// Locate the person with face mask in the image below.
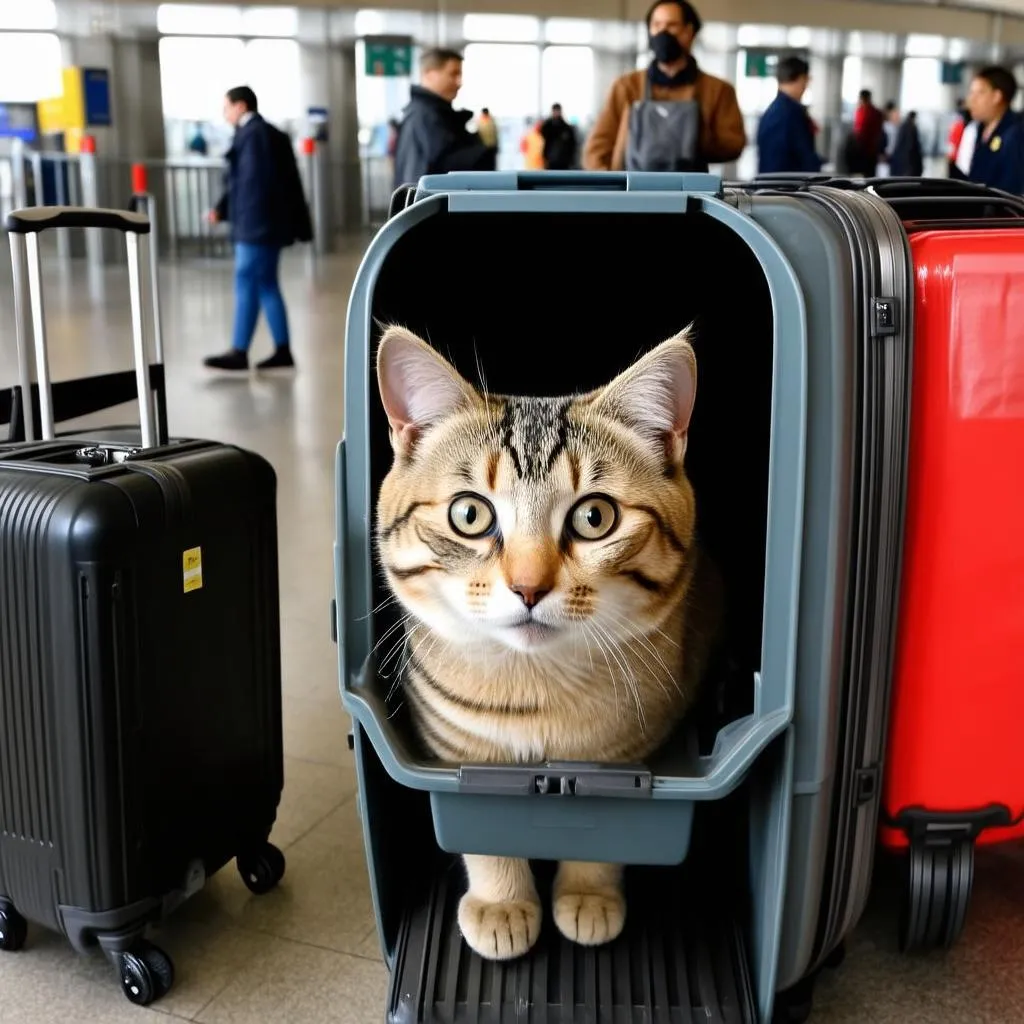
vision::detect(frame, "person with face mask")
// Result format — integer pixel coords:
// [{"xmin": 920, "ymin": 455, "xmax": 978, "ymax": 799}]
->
[{"xmin": 583, "ymin": 0, "xmax": 745, "ymax": 172}]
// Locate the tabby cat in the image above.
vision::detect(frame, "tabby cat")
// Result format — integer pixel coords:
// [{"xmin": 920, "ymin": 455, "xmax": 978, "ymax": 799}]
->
[{"xmin": 374, "ymin": 325, "xmax": 720, "ymax": 961}]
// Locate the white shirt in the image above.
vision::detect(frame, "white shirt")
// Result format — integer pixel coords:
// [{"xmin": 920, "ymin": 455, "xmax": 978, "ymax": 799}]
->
[
  {"xmin": 956, "ymin": 121, "xmax": 978, "ymax": 177},
  {"xmin": 238, "ymin": 111, "xmax": 255, "ymax": 128}
]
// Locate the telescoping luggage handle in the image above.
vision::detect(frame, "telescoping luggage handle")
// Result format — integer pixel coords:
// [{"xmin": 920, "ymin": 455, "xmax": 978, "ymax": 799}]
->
[{"xmin": 6, "ymin": 206, "xmax": 158, "ymax": 449}]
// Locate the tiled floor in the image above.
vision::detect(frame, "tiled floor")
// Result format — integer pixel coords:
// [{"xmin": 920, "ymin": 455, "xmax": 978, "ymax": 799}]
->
[{"xmin": 0, "ymin": 240, "xmax": 1022, "ymax": 1023}]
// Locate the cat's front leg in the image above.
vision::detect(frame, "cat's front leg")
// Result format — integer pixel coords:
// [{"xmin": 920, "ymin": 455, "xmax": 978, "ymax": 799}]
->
[
  {"xmin": 552, "ymin": 861, "xmax": 626, "ymax": 946},
  {"xmin": 458, "ymin": 854, "xmax": 542, "ymax": 960}
]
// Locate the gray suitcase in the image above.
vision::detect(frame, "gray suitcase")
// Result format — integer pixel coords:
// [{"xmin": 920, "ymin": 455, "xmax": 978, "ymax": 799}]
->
[{"xmin": 335, "ymin": 171, "xmax": 910, "ymax": 1023}]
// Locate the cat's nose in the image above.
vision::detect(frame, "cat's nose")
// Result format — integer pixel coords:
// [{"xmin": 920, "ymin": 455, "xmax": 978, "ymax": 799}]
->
[{"xmin": 509, "ymin": 583, "xmax": 551, "ymax": 609}]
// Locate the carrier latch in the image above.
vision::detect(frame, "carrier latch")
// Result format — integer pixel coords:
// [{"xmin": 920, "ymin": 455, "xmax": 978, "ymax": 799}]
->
[{"xmin": 457, "ymin": 762, "xmax": 653, "ymax": 798}]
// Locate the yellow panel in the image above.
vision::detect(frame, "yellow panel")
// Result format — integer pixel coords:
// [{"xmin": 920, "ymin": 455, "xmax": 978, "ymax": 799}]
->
[
  {"xmin": 61, "ymin": 67, "xmax": 85, "ymax": 130},
  {"xmin": 64, "ymin": 127, "xmax": 85, "ymax": 154},
  {"xmin": 36, "ymin": 95, "xmax": 66, "ymax": 134}
]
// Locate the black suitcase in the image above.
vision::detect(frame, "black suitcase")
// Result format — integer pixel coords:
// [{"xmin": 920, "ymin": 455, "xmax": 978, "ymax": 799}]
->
[
  {"xmin": 744, "ymin": 173, "xmax": 1024, "ymax": 226},
  {"xmin": 0, "ymin": 207, "xmax": 286, "ymax": 1007}
]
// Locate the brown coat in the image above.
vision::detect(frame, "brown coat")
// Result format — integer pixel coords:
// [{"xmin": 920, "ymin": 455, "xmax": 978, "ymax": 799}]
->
[{"xmin": 583, "ymin": 68, "xmax": 747, "ymax": 171}]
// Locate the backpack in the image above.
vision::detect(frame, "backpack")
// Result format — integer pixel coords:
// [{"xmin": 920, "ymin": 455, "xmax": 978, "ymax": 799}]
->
[{"xmin": 626, "ymin": 80, "xmax": 701, "ymax": 172}]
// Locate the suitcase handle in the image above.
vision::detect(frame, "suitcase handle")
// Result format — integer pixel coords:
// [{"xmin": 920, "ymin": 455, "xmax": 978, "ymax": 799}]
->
[
  {"xmin": 5, "ymin": 206, "xmax": 151, "ymax": 235},
  {"xmin": 7, "ymin": 205, "xmax": 158, "ymax": 448}
]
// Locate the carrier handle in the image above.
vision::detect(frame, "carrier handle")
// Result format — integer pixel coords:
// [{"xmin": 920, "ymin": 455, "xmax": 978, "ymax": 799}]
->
[
  {"xmin": 6, "ymin": 206, "xmax": 151, "ymax": 235},
  {"xmin": 515, "ymin": 171, "xmax": 721, "ymax": 193},
  {"xmin": 7, "ymin": 205, "xmax": 157, "ymax": 448},
  {"xmin": 416, "ymin": 170, "xmax": 722, "ymax": 195}
]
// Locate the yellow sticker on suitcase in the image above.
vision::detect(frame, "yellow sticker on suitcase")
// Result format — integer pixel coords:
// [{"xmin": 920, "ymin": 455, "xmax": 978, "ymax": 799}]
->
[{"xmin": 183, "ymin": 547, "xmax": 203, "ymax": 593}]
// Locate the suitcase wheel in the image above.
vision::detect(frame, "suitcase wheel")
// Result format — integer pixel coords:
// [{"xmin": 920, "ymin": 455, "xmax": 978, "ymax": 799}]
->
[
  {"xmin": 821, "ymin": 941, "xmax": 846, "ymax": 970},
  {"xmin": 772, "ymin": 975, "xmax": 814, "ymax": 1024},
  {"xmin": 771, "ymin": 940, "xmax": 846, "ymax": 1023},
  {"xmin": 899, "ymin": 837, "xmax": 975, "ymax": 953},
  {"xmin": 118, "ymin": 941, "xmax": 175, "ymax": 1006},
  {"xmin": 237, "ymin": 841, "xmax": 286, "ymax": 896},
  {"xmin": 0, "ymin": 900, "xmax": 27, "ymax": 952}
]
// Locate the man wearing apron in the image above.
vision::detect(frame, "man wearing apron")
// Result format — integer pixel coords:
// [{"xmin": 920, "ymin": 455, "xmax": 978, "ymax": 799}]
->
[{"xmin": 583, "ymin": 1, "xmax": 746, "ymax": 173}]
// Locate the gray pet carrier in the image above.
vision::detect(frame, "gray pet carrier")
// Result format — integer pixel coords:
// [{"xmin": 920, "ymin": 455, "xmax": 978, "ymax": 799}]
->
[{"xmin": 334, "ymin": 170, "xmax": 910, "ymax": 1023}]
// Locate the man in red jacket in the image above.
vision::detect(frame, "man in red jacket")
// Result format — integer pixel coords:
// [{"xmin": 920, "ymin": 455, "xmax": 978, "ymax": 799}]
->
[{"xmin": 852, "ymin": 89, "xmax": 885, "ymax": 177}]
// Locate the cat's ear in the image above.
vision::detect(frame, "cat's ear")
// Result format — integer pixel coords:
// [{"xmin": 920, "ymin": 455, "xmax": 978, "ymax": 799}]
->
[
  {"xmin": 595, "ymin": 326, "xmax": 697, "ymax": 465},
  {"xmin": 376, "ymin": 326, "xmax": 478, "ymax": 455}
]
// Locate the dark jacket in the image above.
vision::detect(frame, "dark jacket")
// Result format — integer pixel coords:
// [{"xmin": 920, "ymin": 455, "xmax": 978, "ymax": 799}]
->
[
  {"xmin": 756, "ymin": 91, "xmax": 823, "ymax": 175},
  {"xmin": 215, "ymin": 113, "xmax": 313, "ymax": 248},
  {"xmin": 889, "ymin": 118, "xmax": 923, "ymax": 177},
  {"xmin": 849, "ymin": 102, "xmax": 885, "ymax": 175},
  {"xmin": 969, "ymin": 111, "xmax": 1024, "ymax": 195},
  {"xmin": 393, "ymin": 86, "xmax": 494, "ymax": 188},
  {"xmin": 540, "ymin": 116, "xmax": 578, "ymax": 170}
]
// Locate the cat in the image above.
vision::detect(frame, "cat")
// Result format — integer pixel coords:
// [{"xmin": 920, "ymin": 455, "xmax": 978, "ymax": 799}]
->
[{"xmin": 373, "ymin": 324, "xmax": 721, "ymax": 961}]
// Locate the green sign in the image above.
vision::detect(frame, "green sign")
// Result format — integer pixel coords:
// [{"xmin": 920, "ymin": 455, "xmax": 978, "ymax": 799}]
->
[
  {"xmin": 365, "ymin": 41, "xmax": 413, "ymax": 78},
  {"xmin": 941, "ymin": 61, "xmax": 964, "ymax": 86},
  {"xmin": 745, "ymin": 50, "xmax": 778, "ymax": 79}
]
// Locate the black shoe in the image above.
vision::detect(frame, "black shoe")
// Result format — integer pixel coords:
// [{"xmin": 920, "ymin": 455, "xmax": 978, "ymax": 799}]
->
[
  {"xmin": 256, "ymin": 347, "xmax": 296, "ymax": 371},
  {"xmin": 204, "ymin": 350, "xmax": 249, "ymax": 371}
]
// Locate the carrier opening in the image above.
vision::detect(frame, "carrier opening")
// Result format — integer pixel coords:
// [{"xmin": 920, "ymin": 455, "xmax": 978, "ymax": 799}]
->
[{"xmin": 363, "ymin": 208, "xmax": 774, "ymax": 761}]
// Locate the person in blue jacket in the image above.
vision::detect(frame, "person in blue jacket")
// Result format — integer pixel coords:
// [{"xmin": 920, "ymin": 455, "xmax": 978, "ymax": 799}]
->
[
  {"xmin": 757, "ymin": 56, "xmax": 824, "ymax": 176},
  {"xmin": 204, "ymin": 86, "xmax": 313, "ymax": 372},
  {"xmin": 967, "ymin": 65, "xmax": 1024, "ymax": 195}
]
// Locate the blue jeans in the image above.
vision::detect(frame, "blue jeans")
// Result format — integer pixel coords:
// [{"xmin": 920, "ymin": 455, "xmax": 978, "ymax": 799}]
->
[{"xmin": 231, "ymin": 243, "xmax": 290, "ymax": 353}]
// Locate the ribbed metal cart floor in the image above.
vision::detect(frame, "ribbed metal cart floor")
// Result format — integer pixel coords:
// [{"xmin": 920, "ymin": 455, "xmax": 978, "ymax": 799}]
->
[{"xmin": 387, "ymin": 861, "xmax": 755, "ymax": 1024}]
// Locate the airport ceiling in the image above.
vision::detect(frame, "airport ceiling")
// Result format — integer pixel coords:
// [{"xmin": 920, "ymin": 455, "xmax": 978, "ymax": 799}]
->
[{"xmin": 90, "ymin": 0, "xmax": 1024, "ymax": 48}]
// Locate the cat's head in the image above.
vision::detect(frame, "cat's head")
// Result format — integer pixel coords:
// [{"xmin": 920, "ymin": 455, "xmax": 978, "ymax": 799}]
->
[{"xmin": 374, "ymin": 326, "xmax": 698, "ymax": 655}]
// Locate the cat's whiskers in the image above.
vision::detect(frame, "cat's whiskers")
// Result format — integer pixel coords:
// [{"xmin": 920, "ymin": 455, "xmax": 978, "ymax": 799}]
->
[
  {"xmin": 597, "ymin": 605, "xmax": 680, "ymax": 697},
  {"xmin": 385, "ymin": 638, "xmax": 415, "ymax": 704},
  {"xmin": 359, "ymin": 591, "xmax": 401, "ymax": 622},
  {"xmin": 371, "ymin": 611, "xmax": 415, "ymax": 662},
  {"xmin": 588, "ymin": 619, "xmax": 646, "ymax": 729},
  {"xmin": 569, "ymin": 622, "xmax": 597, "ymax": 680},
  {"xmin": 408, "ymin": 627, "xmax": 448, "ymax": 678},
  {"xmin": 380, "ymin": 616, "xmax": 421, "ymax": 682},
  {"xmin": 581, "ymin": 622, "xmax": 623, "ymax": 713},
  {"xmin": 587, "ymin": 621, "xmax": 644, "ymax": 725},
  {"xmin": 384, "ymin": 626, "xmax": 418, "ymax": 699},
  {"xmin": 601, "ymin": 603, "xmax": 681, "ymax": 653}
]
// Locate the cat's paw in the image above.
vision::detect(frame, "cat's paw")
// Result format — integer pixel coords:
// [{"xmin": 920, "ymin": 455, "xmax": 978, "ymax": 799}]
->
[
  {"xmin": 553, "ymin": 889, "xmax": 626, "ymax": 946},
  {"xmin": 458, "ymin": 893, "xmax": 542, "ymax": 960}
]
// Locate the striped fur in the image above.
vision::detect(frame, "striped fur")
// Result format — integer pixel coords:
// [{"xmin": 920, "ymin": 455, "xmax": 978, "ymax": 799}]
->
[{"xmin": 374, "ymin": 325, "xmax": 721, "ymax": 961}]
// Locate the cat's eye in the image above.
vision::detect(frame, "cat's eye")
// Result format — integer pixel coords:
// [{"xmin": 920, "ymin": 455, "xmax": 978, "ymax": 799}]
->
[
  {"xmin": 448, "ymin": 494, "xmax": 496, "ymax": 538},
  {"xmin": 569, "ymin": 495, "xmax": 619, "ymax": 541}
]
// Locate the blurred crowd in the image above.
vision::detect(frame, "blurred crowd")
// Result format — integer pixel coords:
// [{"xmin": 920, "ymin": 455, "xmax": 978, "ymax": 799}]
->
[{"xmin": 383, "ymin": 0, "xmax": 1024, "ymax": 195}]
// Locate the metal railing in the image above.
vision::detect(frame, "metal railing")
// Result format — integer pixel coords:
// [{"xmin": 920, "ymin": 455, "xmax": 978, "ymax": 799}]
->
[
  {"xmin": 1, "ymin": 146, "xmax": 232, "ymax": 260},
  {"xmin": 142, "ymin": 157, "xmax": 232, "ymax": 259},
  {"xmin": 360, "ymin": 154, "xmax": 394, "ymax": 229},
  {"xmin": 2, "ymin": 141, "xmax": 386, "ymax": 261}
]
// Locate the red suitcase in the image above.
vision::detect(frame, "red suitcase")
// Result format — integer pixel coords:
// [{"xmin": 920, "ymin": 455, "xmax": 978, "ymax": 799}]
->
[{"xmin": 880, "ymin": 225, "xmax": 1024, "ymax": 952}]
